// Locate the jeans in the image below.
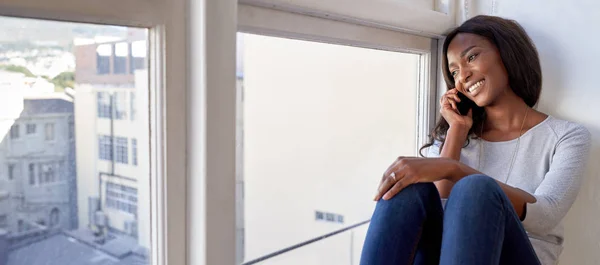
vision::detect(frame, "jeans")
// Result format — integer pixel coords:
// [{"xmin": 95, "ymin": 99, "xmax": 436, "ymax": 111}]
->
[{"xmin": 359, "ymin": 174, "xmax": 541, "ymax": 265}]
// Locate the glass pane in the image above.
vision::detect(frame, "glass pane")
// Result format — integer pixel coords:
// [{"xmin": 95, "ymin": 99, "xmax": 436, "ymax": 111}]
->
[
  {"xmin": 238, "ymin": 33, "xmax": 420, "ymax": 264},
  {"xmin": 0, "ymin": 15, "xmax": 150, "ymax": 265}
]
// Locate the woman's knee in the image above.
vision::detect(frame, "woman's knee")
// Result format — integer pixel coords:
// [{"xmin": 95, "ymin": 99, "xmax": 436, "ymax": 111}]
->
[
  {"xmin": 378, "ymin": 183, "xmax": 439, "ymax": 208},
  {"xmin": 448, "ymin": 174, "xmax": 503, "ymax": 203},
  {"xmin": 372, "ymin": 182, "xmax": 441, "ymax": 222}
]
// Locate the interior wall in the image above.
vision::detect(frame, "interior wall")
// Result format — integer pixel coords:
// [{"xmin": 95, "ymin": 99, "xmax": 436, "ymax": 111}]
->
[{"xmin": 468, "ymin": 1, "xmax": 600, "ymax": 264}]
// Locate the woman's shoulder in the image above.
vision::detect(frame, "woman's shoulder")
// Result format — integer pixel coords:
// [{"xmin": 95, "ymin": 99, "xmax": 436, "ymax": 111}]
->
[{"xmin": 535, "ymin": 115, "xmax": 591, "ymax": 144}]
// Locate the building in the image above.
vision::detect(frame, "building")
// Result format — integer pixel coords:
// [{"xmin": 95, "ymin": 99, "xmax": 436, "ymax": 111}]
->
[
  {"xmin": 0, "ymin": 70, "xmax": 77, "ymax": 235},
  {"xmin": 73, "ymin": 36, "xmax": 150, "ymax": 250}
]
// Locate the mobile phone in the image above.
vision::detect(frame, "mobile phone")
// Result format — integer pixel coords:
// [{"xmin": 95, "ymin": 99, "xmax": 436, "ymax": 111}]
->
[{"xmin": 456, "ymin": 91, "xmax": 476, "ymax": 115}]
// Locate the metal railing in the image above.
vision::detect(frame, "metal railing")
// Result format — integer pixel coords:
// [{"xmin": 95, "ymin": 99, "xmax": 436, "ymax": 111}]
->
[{"xmin": 241, "ymin": 219, "xmax": 370, "ymax": 265}]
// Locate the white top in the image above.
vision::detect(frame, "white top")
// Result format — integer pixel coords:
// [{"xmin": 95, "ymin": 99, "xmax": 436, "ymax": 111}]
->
[{"xmin": 427, "ymin": 116, "xmax": 591, "ymax": 265}]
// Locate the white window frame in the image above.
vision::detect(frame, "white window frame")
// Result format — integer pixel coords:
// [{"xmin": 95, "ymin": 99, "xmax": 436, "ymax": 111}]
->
[
  {"xmin": 0, "ymin": 0, "xmax": 185, "ymax": 264},
  {"xmin": 230, "ymin": 3, "xmax": 445, "ymax": 264},
  {"xmin": 0, "ymin": 0, "xmax": 456, "ymax": 264}
]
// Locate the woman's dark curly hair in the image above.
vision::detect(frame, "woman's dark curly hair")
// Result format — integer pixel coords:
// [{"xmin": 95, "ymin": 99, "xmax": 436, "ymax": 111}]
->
[{"xmin": 420, "ymin": 15, "xmax": 542, "ymax": 156}]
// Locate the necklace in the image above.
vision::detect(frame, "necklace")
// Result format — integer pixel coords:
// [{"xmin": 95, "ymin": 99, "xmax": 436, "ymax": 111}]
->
[{"xmin": 478, "ymin": 107, "xmax": 530, "ymax": 183}]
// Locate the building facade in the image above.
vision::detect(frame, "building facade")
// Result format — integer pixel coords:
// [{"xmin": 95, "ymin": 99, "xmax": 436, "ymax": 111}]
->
[
  {"xmin": 0, "ymin": 75, "xmax": 77, "ymax": 235},
  {"xmin": 73, "ymin": 38, "xmax": 150, "ymax": 250}
]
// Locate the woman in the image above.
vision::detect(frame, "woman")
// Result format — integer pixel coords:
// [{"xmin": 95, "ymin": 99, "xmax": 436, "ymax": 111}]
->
[{"xmin": 360, "ymin": 15, "xmax": 591, "ymax": 265}]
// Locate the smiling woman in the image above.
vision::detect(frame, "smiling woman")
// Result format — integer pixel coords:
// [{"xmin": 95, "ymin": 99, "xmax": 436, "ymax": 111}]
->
[{"xmin": 363, "ymin": 15, "xmax": 591, "ymax": 265}]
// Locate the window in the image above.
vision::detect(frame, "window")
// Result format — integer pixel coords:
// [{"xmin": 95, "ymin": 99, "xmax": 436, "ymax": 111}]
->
[
  {"xmin": 49, "ymin": 208, "xmax": 60, "ymax": 227},
  {"xmin": 114, "ymin": 42, "xmax": 128, "ymax": 74},
  {"xmin": 97, "ymin": 92, "xmax": 112, "ymax": 118},
  {"xmin": 325, "ymin": 213, "xmax": 335, "ymax": 222},
  {"xmin": 8, "ymin": 164, "xmax": 15, "ymax": 180},
  {"xmin": 240, "ymin": 32, "xmax": 423, "ymax": 262},
  {"xmin": 39, "ymin": 163, "xmax": 56, "ymax": 184},
  {"xmin": 45, "ymin": 123, "xmax": 55, "ymax": 141},
  {"xmin": 114, "ymin": 92, "xmax": 128, "ymax": 120},
  {"xmin": 105, "ymin": 182, "xmax": 138, "ymax": 215},
  {"xmin": 96, "ymin": 44, "xmax": 112, "ymax": 75},
  {"xmin": 130, "ymin": 92, "xmax": 136, "ymax": 121},
  {"xmin": 115, "ymin": 137, "xmax": 128, "ymax": 164},
  {"xmin": 26, "ymin": 124, "xmax": 36, "ymax": 134},
  {"xmin": 315, "ymin": 211, "xmax": 324, "ymax": 220},
  {"xmin": 0, "ymin": 16, "xmax": 153, "ymax": 264},
  {"xmin": 0, "ymin": 215, "xmax": 7, "ymax": 228},
  {"xmin": 130, "ymin": 41, "xmax": 146, "ymax": 74},
  {"xmin": 98, "ymin": 135, "xmax": 113, "ymax": 161},
  {"xmin": 29, "ymin": 163, "xmax": 35, "ymax": 185},
  {"xmin": 132, "ymin": 138, "xmax": 138, "ymax": 166},
  {"xmin": 68, "ymin": 122, "xmax": 74, "ymax": 140},
  {"xmin": 10, "ymin": 124, "xmax": 19, "ymax": 139}
]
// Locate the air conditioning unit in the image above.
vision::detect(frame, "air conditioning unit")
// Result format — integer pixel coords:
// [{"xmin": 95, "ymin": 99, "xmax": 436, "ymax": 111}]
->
[
  {"xmin": 124, "ymin": 220, "xmax": 138, "ymax": 237},
  {"xmin": 94, "ymin": 211, "xmax": 108, "ymax": 228}
]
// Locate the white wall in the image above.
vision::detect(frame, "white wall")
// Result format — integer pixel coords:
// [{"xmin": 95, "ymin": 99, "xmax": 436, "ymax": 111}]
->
[{"xmin": 470, "ymin": 1, "xmax": 600, "ymax": 264}]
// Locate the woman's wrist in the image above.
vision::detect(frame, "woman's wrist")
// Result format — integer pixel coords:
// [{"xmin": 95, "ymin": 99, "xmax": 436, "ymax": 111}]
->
[
  {"xmin": 448, "ymin": 124, "xmax": 471, "ymax": 137},
  {"xmin": 445, "ymin": 160, "xmax": 478, "ymax": 183}
]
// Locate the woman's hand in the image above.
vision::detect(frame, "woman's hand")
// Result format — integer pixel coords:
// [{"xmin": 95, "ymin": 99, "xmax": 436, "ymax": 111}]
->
[
  {"xmin": 440, "ymin": 88, "xmax": 473, "ymax": 131},
  {"xmin": 373, "ymin": 157, "xmax": 460, "ymax": 201}
]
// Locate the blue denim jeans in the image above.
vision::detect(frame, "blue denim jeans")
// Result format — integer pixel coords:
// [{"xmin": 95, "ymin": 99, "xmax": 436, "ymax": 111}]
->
[{"xmin": 360, "ymin": 174, "xmax": 541, "ymax": 265}]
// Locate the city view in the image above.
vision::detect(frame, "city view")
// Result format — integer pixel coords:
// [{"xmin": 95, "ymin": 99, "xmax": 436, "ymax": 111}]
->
[{"xmin": 0, "ymin": 16, "xmax": 150, "ymax": 265}]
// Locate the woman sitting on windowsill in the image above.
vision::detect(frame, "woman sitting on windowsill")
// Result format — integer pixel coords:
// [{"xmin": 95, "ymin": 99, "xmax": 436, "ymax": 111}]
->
[{"xmin": 360, "ymin": 15, "xmax": 591, "ymax": 265}]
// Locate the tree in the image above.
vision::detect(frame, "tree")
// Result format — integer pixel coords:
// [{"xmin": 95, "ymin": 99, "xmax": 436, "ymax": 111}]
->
[
  {"xmin": 51, "ymin": 71, "xmax": 75, "ymax": 91},
  {"xmin": 0, "ymin": 64, "xmax": 35, "ymax": 77}
]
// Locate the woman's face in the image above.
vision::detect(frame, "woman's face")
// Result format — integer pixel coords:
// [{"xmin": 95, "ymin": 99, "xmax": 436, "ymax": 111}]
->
[{"xmin": 447, "ymin": 33, "xmax": 510, "ymax": 107}]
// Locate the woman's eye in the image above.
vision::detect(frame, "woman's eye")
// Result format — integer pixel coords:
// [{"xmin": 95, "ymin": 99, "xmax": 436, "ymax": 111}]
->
[
  {"xmin": 451, "ymin": 70, "xmax": 458, "ymax": 77},
  {"xmin": 468, "ymin": 54, "xmax": 477, "ymax": 62}
]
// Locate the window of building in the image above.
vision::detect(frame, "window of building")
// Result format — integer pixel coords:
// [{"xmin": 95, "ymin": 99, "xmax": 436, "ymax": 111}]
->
[
  {"xmin": 50, "ymin": 208, "xmax": 60, "ymax": 227},
  {"xmin": 105, "ymin": 182, "xmax": 138, "ymax": 215},
  {"xmin": 96, "ymin": 44, "xmax": 112, "ymax": 75},
  {"xmin": 45, "ymin": 123, "xmax": 55, "ymax": 141},
  {"xmin": 97, "ymin": 92, "xmax": 112, "ymax": 119},
  {"xmin": 0, "ymin": 215, "xmax": 7, "ymax": 228},
  {"xmin": 130, "ymin": 92, "xmax": 136, "ymax": 121},
  {"xmin": 39, "ymin": 163, "xmax": 56, "ymax": 184},
  {"xmin": 315, "ymin": 211, "xmax": 324, "ymax": 220},
  {"xmin": 325, "ymin": 213, "xmax": 335, "ymax": 222},
  {"xmin": 132, "ymin": 138, "xmax": 138, "ymax": 166},
  {"xmin": 98, "ymin": 135, "xmax": 113, "ymax": 161},
  {"xmin": 68, "ymin": 122, "xmax": 74, "ymax": 140},
  {"xmin": 10, "ymin": 124, "xmax": 19, "ymax": 139},
  {"xmin": 28, "ymin": 163, "xmax": 35, "ymax": 186},
  {"xmin": 130, "ymin": 41, "xmax": 146, "ymax": 74},
  {"xmin": 26, "ymin": 123, "xmax": 36, "ymax": 134},
  {"xmin": 115, "ymin": 137, "xmax": 128, "ymax": 164},
  {"xmin": 114, "ymin": 92, "xmax": 128, "ymax": 120},
  {"xmin": 8, "ymin": 164, "xmax": 15, "ymax": 180},
  {"xmin": 114, "ymin": 42, "xmax": 128, "ymax": 74}
]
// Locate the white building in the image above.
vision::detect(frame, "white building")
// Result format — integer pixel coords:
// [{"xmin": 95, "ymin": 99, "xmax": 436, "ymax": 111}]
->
[
  {"xmin": 0, "ymin": 71, "xmax": 77, "ymax": 233},
  {"xmin": 74, "ymin": 38, "xmax": 150, "ymax": 250}
]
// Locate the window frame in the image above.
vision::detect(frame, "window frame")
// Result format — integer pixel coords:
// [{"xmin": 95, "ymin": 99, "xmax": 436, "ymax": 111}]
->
[
  {"xmin": 115, "ymin": 136, "xmax": 129, "ymax": 164},
  {"xmin": 44, "ymin": 123, "xmax": 55, "ymax": 141},
  {"xmin": 10, "ymin": 124, "xmax": 20, "ymax": 140},
  {"xmin": 26, "ymin": 123, "xmax": 36, "ymax": 135}
]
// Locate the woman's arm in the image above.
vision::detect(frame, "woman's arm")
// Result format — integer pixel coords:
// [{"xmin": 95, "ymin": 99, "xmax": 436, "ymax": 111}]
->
[
  {"xmin": 434, "ymin": 125, "xmax": 469, "ymax": 198},
  {"xmin": 447, "ymin": 162, "xmax": 536, "ymax": 219}
]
